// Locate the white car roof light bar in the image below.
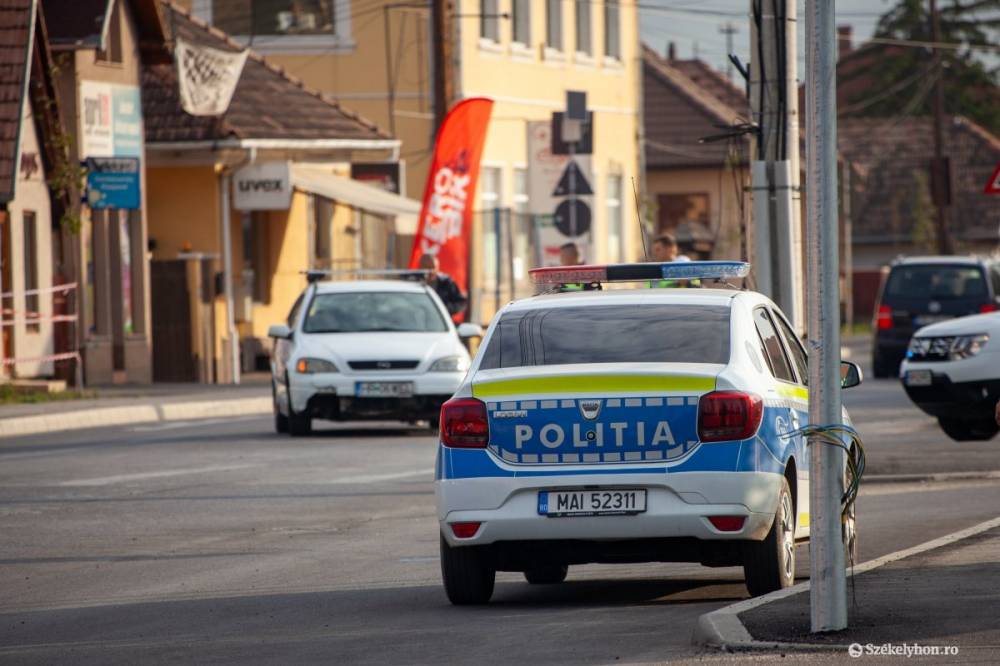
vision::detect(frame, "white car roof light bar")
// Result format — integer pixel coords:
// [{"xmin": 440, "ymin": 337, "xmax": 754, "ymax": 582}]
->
[
  {"xmin": 528, "ymin": 261, "xmax": 751, "ymax": 286},
  {"xmin": 303, "ymin": 269, "xmax": 430, "ymax": 283}
]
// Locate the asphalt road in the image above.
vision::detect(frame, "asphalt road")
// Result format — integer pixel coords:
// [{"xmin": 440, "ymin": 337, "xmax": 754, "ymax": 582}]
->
[{"xmin": 1, "ymin": 377, "xmax": 999, "ymax": 664}]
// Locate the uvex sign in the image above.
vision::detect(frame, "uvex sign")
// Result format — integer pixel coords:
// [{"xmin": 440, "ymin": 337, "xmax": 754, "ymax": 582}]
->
[{"xmin": 233, "ymin": 162, "xmax": 292, "ymax": 210}]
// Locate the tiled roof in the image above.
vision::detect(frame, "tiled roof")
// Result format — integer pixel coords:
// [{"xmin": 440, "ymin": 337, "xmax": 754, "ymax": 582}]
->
[
  {"xmin": 642, "ymin": 45, "xmax": 750, "ymax": 169},
  {"xmin": 143, "ymin": 1, "xmax": 389, "ymax": 144},
  {"xmin": 839, "ymin": 116, "xmax": 1000, "ymax": 243},
  {"xmin": 0, "ymin": 0, "xmax": 33, "ymax": 202},
  {"xmin": 42, "ymin": 0, "xmax": 107, "ymax": 47}
]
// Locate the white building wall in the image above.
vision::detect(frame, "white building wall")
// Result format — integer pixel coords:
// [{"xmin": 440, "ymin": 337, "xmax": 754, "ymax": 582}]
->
[{"xmin": 7, "ymin": 96, "xmax": 54, "ymax": 378}]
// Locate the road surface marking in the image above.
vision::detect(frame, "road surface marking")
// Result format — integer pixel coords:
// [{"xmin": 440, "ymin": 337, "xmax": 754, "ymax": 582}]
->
[
  {"xmin": 58, "ymin": 464, "xmax": 260, "ymax": 487},
  {"xmin": 327, "ymin": 469, "xmax": 434, "ymax": 484}
]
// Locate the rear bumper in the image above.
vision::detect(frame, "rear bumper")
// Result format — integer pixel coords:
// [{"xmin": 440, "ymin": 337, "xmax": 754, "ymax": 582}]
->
[
  {"xmin": 288, "ymin": 372, "xmax": 462, "ymax": 418},
  {"xmin": 436, "ymin": 470, "xmax": 783, "ymax": 549}
]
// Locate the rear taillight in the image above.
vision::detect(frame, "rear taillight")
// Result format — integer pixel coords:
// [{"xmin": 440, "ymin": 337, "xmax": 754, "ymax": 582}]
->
[
  {"xmin": 707, "ymin": 516, "xmax": 746, "ymax": 532},
  {"xmin": 876, "ymin": 304, "xmax": 893, "ymax": 330},
  {"xmin": 980, "ymin": 303, "xmax": 998, "ymax": 313},
  {"xmin": 698, "ymin": 391, "xmax": 763, "ymax": 442},
  {"xmin": 450, "ymin": 522, "xmax": 482, "ymax": 538},
  {"xmin": 440, "ymin": 397, "xmax": 490, "ymax": 448}
]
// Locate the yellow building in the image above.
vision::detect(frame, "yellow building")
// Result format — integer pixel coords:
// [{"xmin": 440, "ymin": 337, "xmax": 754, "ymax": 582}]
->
[
  {"xmin": 183, "ymin": 0, "xmax": 643, "ymax": 322},
  {"xmin": 143, "ymin": 4, "xmax": 413, "ymax": 382}
]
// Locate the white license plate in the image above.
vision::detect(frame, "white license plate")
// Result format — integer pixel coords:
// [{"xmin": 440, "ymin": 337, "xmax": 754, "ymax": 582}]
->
[
  {"xmin": 914, "ymin": 315, "xmax": 951, "ymax": 327},
  {"xmin": 538, "ymin": 489, "xmax": 647, "ymax": 517},
  {"xmin": 355, "ymin": 381, "xmax": 414, "ymax": 398},
  {"xmin": 905, "ymin": 370, "xmax": 932, "ymax": 387}
]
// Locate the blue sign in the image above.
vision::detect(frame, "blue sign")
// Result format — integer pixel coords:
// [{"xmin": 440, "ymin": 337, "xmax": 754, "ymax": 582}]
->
[{"xmin": 86, "ymin": 157, "xmax": 140, "ymax": 209}]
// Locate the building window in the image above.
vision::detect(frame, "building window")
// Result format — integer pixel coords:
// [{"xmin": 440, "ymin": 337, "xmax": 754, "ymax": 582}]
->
[
  {"xmin": 206, "ymin": 0, "xmax": 351, "ymax": 52},
  {"xmin": 575, "ymin": 0, "xmax": 592, "ymax": 55},
  {"xmin": 513, "ymin": 168, "xmax": 531, "ymax": 291},
  {"xmin": 22, "ymin": 211, "xmax": 39, "ymax": 332},
  {"xmin": 604, "ymin": 0, "xmax": 620, "ymax": 59},
  {"xmin": 481, "ymin": 0, "xmax": 499, "ymax": 41},
  {"xmin": 242, "ymin": 211, "xmax": 271, "ymax": 304},
  {"xmin": 657, "ymin": 192, "xmax": 714, "ymax": 258},
  {"xmin": 512, "ymin": 0, "xmax": 531, "ymax": 45},
  {"xmin": 480, "ymin": 167, "xmax": 502, "ymax": 288},
  {"xmin": 313, "ymin": 196, "xmax": 334, "ymax": 268},
  {"xmin": 96, "ymin": 3, "xmax": 123, "ymax": 64},
  {"xmin": 606, "ymin": 175, "xmax": 623, "ymax": 262},
  {"xmin": 546, "ymin": 0, "xmax": 563, "ymax": 50}
]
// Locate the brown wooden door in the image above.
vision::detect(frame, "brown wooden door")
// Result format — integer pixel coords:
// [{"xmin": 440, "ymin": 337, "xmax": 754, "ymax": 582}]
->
[{"xmin": 150, "ymin": 261, "xmax": 196, "ymax": 382}]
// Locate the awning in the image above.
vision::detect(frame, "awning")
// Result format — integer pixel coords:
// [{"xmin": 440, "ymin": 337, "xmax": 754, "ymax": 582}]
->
[{"xmin": 290, "ymin": 165, "xmax": 421, "ymax": 234}]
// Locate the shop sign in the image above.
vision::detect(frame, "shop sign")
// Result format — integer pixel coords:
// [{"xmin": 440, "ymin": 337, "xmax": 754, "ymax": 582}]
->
[{"xmin": 233, "ymin": 162, "xmax": 292, "ymax": 210}]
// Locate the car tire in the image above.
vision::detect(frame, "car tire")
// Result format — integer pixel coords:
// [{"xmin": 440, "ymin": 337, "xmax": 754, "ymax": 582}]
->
[
  {"xmin": 285, "ymin": 375, "xmax": 312, "ymax": 437},
  {"xmin": 440, "ymin": 534, "xmax": 495, "ymax": 605},
  {"xmin": 524, "ymin": 564, "xmax": 568, "ymax": 585},
  {"xmin": 938, "ymin": 417, "xmax": 999, "ymax": 442},
  {"xmin": 272, "ymin": 382, "xmax": 289, "ymax": 434},
  {"xmin": 743, "ymin": 478, "xmax": 795, "ymax": 597}
]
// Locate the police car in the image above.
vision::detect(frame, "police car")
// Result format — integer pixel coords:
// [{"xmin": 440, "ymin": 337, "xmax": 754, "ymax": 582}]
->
[
  {"xmin": 268, "ymin": 271, "xmax": 482, "ymax": 436},
  {"xmin": 435, "ymin": 261, "xmax": 861, "ymax": 603}
]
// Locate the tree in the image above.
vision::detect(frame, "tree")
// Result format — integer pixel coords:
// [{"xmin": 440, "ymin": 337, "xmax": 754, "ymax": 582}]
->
[{"xmin": 842, "ymin": 0, "xmax": 1000, "ymax": 134}]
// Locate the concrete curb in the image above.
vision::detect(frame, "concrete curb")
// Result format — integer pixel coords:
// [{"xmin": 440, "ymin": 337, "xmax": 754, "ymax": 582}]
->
[
  {"xmin": 863, "ymin": 471, "xmax": 1000, "ymax": 485},
  {"xmin": 0, "ymin": 397, "xmax": 271, "ymax": 439},
  {"xmin": 692, "ymin": 515, "xmax": 1000, "ymax": 652}
]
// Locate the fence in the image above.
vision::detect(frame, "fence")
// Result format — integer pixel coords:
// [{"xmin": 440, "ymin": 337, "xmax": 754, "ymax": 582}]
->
[{"xmin": 0, "ymin": 282, "xmax": 83, "ymax": 387}]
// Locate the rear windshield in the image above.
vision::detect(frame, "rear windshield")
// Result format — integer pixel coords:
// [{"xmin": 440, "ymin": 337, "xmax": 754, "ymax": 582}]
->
[
  {"xmin": 303, "ymin": 291, "xmax": 448, "ymax": 333},
  {"xmin": 884, "ymin": 265, "xmax": 988, "ymax": 301},
  {"xmin": 478, "ymin": 304, "xmax": 731, "ymax": 369}
]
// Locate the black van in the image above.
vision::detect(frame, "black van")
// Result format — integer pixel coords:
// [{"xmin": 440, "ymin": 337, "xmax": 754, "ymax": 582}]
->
[{"xmin": 872, "ymin": 257, "xmax": 1000, "ymax": 378}]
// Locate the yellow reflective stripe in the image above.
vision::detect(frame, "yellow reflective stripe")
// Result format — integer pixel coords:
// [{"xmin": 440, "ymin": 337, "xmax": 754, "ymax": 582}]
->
[
  {"xmin": 776, "ymin": 385, "xmax": 809, "ymax": 401},
  {"xmin": 471, "ymin": 374, "xmax": 716, "ymax": 398}
]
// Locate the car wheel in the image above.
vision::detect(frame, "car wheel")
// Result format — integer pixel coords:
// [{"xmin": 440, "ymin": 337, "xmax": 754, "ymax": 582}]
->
[
  {"xmin": 285, "ymin": 375, "xmax": 312, "ymax": 437},
  {"xmin": 524, "ymin": 564, "xmax": 568, "ymax": 585},
  {"xmin": 272, "ymin": 382, "xmax": 289, "ymax": 434},
  {"xmin": 440, "ymin": 534, "xmax": 495, "ymax": 605},
  {"xmin": 743, "ymin": 478, "xmax": 795, "ymax": 597},
  {"xmin": 938, "ymin": 417, "xmax": 999, "ymax": 442}
]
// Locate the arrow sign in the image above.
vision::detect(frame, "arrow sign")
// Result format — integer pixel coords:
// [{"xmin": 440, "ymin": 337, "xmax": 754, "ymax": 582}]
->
[
  {"xmin": 552, "ymin": 160, "xmax": 593, "ymax": 197},
  {"xmin": 985, "ymin": 163, "xmax": 1000, "ymax": 194}
]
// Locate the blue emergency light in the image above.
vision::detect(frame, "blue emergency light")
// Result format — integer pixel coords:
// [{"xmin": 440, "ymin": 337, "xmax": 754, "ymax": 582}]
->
[{"xmin": 529, "ymin": 261, "xmax": 751, "ymax": 285}]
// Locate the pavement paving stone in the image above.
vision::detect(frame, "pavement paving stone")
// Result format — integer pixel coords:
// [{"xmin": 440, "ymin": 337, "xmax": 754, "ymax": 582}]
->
[{"xmin": 739, "ymin": 526, "xmax": 1000, "ymax": 654}]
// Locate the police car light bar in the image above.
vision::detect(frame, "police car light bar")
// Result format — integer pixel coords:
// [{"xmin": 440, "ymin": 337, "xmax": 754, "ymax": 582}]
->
[
  {"xmin": 303, "ymin": 269, "xmax": 430, "ymax": 283},
  {"xmin": 529, "ymin": 261, "xmax": 751, "ymax": 285}
]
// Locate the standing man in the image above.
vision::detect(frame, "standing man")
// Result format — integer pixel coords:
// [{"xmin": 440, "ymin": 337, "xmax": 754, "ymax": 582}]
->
[
  {"xmin": 559, "ymin": 242, "xmax": 583, "ymax": 267},
  {"xmin": 418, "ymin": 253, "xmax": 467, "ymax": 317},
  {"xmin": 649, "ymin": 233, "xmax": 695, "ymax": 288}
]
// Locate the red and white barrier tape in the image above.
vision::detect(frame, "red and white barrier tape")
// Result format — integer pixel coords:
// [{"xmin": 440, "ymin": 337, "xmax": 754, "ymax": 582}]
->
[
  {"xmin": 0, "ymin": 351, "xmax": 81, "ymax": 366},
  {"xmin": 0, "ymin": 282, "xmax": 77, "ymax": 299},
  {"xmin": 0, "ymin": 314, "xmax": 79, "ymax": 327}
]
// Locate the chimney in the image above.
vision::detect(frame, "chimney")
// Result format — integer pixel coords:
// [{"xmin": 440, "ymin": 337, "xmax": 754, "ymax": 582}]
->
[
  {"xmin": 837, "ymin": 25, "xmax": 853, "ymax": 58},
  {"xmin": 667, "ymin": 41, "xmax": 676, "ymax": 61}
]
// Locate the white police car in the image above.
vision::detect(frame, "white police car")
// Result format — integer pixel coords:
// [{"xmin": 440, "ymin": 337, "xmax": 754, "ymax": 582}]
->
[
  {"xmin": 901, "ymin": 311, "xmax": 1000, "ymax": 441},
  {"xmin": 269, "ymin": 271, "xmax": 482, "ymax": 435},
  {"xmin": 435, "ymin": 261, "xmax": 861, "ymax": 603}
]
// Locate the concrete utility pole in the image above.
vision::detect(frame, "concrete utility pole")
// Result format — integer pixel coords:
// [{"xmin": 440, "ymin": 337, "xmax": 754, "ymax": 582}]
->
[
  {"xmin": 805, "ymin": 0, "xmax": 847, "ymax": 633},
  {"xmin": 929, "ymin": 0, "xmax": 954, "ymax": 255},
  {"xmin": 431, "ymin": 0, "xmax": 454, "ymax": 132},
  {"xmin": 749, "ymin": 0, "xmax": 803, "ymax": 332}
]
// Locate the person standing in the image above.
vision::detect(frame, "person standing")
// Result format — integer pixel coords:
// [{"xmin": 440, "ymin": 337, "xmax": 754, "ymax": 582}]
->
[
  {"xmin": 649, "ymin": 233, "xmax": 696, "ymax": 288},
  {"xmin": 418, "ymin": 253, "xmax": 467, "ymax": 317}
]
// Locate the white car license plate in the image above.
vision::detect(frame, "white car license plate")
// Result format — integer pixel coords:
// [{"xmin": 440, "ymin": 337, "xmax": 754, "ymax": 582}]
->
[
  {"xmin": 905, "ymin": 370, "xmax": 933, "ymax": 387},
  {"xmin": 914, "ymin": 314, "xmax": 951, "ymax": 327},
  {"xmin": 355, "ymin": 381, "xmax": 414, "ymax": 398},
  {"xmin": 538, "ymin": 489, "xmax": 647, "ymax": 517}
]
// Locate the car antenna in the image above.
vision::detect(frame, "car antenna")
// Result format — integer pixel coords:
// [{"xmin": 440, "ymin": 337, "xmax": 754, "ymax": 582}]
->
[{"xmin": 631, "ymin": 176, "xmax": 648, "ymax": 260}]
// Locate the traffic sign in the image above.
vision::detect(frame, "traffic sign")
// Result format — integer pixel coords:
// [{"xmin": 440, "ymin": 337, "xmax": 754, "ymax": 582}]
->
[
  {"xmin": 985, "ymin": 163, "xmax": 1000, "ymax": 194},
  {"xmin": 552, "ymin": 161, "xmax": 593, "ymax": 197}
]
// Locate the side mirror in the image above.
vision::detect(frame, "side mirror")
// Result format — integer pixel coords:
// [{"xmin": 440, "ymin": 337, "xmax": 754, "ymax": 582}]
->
[
  {"xmin": 456, "ymin": 323, "xmax": 484, "ymax": 339},
  {"xmin": 268, "ymin": 324, "xmax": 292, "ymax": 339},
  {"xmin": 840, "ymin": 360, "xmax": 863, "ymax": 389}
]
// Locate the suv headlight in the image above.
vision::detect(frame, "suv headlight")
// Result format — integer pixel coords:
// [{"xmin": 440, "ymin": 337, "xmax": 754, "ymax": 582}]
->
[
  {"xmin": 907, "ymin": 337, "xmax": 931, "ymax": 357},
  {"xmin": 295, "ymin": 358, "xmax": 339, "ymax": 374},
  {"xmin": 950, "ymin": 334, "xmax": 989, "ymax": 360},
  {"xmin": 429, "ymin": 355, "xmax": 470, "ymax": 373}
]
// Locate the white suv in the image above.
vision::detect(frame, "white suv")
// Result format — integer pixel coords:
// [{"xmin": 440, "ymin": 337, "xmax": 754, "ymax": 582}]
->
[
  {"xmin": 269, "ymin": 276, "xmax": 481, "ymax": 435},
  {"xmin": 900, "ymin": 312, "xmax": 1000, "ymax": 441}
]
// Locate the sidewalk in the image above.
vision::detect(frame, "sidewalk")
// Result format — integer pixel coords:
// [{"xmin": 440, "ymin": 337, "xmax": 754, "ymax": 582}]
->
[
  {"xmin": 702, "ymin": 520, "xmax": 1000, "ymax": 659},
  {"xmin": 0, "ymin": 377, "xmax": 271, "ymax": 438}
]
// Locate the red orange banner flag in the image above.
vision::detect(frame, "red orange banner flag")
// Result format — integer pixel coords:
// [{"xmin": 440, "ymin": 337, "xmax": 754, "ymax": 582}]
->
[{"xmin": 408, "ymin": 98, "xmax": 494, "ymax": 294}]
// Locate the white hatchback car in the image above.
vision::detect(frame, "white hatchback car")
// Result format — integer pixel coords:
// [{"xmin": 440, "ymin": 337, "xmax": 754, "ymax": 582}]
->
[
  {"xmin": 900, "ymin": 311, "xmax": 1000, "ymax": 441},
  {"xmin": 269, "ymin": 274, "xmax": 482, "ymax": 435},
  {"xmin": 435, "ymin": 261, "xmax": 861, "ymax": 604}
]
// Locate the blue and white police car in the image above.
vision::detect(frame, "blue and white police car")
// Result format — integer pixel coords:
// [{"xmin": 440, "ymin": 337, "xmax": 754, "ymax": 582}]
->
[{"xmin": 435, "ymin": 261, "xmax": 862, "ymax": 604}]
